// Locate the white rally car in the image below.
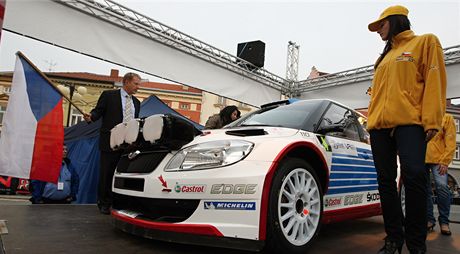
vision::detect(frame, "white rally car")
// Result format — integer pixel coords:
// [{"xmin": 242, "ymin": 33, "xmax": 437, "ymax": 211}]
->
[{"xmin": 111, "ymin": 99, "xmax": 381, "ymax": 253}]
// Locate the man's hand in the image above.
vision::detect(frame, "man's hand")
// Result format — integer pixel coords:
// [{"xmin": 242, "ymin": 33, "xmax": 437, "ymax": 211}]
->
[
  {"xmin": 425, "ymin": 129, "xmax": 438, "ymax": 142},
  {"xmin": 438, "ymin": 164, "xmax": 448, "ymax": 176},
  {"xmin": 83, "ymin": 113, "xmax": 92, "ymax": 123}
]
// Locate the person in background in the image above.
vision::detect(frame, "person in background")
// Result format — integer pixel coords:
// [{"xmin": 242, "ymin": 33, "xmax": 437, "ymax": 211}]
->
[
  {"xmin": 83, "ymin": 72, "xmax": 141, "ymax": 214},
  {"xmin": 426, "ymin": 113, "xmax": 456, "ymax": 236},
  {"xmin": 30, "ymin": 144, "xmax": 79, "ymax": 204},
  {"xmin": 204, "ymin": 105, "xmax": 241, "ymax": 129},
  {"xmin": 366, "ymin": 5, "xmax": 446, "ymax": 254}
]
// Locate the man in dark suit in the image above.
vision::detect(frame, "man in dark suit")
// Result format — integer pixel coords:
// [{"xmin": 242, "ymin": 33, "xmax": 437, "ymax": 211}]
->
[{"xmin": 84, "ymin": 72, "xmax": 141, "ymax": 214}]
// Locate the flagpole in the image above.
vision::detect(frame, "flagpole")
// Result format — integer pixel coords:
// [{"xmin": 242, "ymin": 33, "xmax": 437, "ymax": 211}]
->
[{"xmin": 16, "ymin": 51, "xmax": 85, "ymax": 115}]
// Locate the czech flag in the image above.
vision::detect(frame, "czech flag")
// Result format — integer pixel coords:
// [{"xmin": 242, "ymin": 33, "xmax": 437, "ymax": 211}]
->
[{"xmin": 0, "ymin": 52, "xmax": 63, "ymax": 183}]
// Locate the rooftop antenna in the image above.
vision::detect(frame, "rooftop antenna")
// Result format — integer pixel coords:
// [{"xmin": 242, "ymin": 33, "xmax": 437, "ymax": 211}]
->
[{"xmin": 43, "ymin": 59, "xmax": 57, "ymax": 72}]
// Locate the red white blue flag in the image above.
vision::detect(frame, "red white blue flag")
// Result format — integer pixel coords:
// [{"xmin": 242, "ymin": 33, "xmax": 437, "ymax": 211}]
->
[{"xmin": 0, "ymin": 53, "xmax": 63, "ymax": 182}]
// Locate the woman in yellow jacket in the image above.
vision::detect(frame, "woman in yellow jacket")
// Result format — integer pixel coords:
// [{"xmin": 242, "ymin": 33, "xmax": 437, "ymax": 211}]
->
[
  {"xmin": 367, "ymin": 5, "xmax": 446, "ymax": 254},
  {"xmin": 426, "ymin": 113, "xmax": 456, "ymax": 236}
]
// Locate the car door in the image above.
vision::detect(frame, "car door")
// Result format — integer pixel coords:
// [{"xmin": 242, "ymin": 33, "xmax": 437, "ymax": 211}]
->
[{"xmin": 317, "ymin": 103, "xmax": 379, "ymax": 211}]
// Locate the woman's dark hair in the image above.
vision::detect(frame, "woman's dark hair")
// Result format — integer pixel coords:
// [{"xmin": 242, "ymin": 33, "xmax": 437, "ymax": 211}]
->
[
  {"xmin": 375, "ymin": 15, "xmax": 411, "ymax": 68},
  {"xmin": 219, "ymin": 105, "xmax": 239, "ymax": 126}
]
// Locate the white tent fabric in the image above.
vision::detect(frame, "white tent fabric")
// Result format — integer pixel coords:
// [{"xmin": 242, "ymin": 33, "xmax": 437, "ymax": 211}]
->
[
  {"xmin": 300, "ymin": 64, "xmax": 460, "ymax": 109},
  {"xmin": 4, "ymin": 1, "xmax": 459, "ymax": 108},
  {"xmin": 446, "ymin": 65, "xmax": 460, "ymax": 99},
  {"xmin": 299, "ymin": 80, "xmax": 372, "ymax": 109},
  {"xmin": 3, "ymin": 0, "xmax": 281, "ymax": 107}
]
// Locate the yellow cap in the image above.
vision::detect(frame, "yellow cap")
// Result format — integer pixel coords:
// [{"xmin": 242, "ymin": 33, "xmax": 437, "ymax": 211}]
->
[{"xmin": 368, "ymin": 5, "xmax": 409, "ymax": 32}]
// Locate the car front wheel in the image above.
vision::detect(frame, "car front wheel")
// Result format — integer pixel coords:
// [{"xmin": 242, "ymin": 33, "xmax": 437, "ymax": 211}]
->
[{"xmin": 266, "ymin": 158, "xmax": 323, "ymax": 253}]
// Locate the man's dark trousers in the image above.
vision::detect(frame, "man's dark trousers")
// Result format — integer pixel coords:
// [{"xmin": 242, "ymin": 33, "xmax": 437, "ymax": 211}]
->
[{"xmin": 98, "ymin": 150, "xmax": 122, "ymax": 209}]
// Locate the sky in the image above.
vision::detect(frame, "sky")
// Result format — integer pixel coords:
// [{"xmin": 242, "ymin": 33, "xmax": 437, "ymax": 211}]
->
[{"xmin": 0, "ymin": 0, "xmax": 459, "ymax": 82}]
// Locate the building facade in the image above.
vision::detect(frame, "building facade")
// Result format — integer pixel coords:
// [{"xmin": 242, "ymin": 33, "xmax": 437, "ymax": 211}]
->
[
  {"xmin": 0, "ymin": 69, "xmax": 258, "ymax": 135},
  {"xmin": 137, "ymin": 82, "xmax": 202, "ymax": 123},
  {"xmin": 0, "ymin": 69, "xmax": 204, "ymax": 132},
  {"xmin": 446, "ymin": 101, "xmax": 460, "ymax": 198}
]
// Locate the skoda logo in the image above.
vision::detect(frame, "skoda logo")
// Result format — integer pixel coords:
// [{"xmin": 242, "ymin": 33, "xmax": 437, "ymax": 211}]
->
[{"xmin": 128, "ymin": 150, "xmax": 140, "ymax": 160}]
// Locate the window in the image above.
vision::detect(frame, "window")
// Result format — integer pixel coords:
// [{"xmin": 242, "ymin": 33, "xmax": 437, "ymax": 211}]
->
[
  {"xmin": 3, "ymin": 87, "xmax": 11, "ymax": 94},
  {"xmin": 239, "ymin": 102, "xmax": 248, "ymax": 108},
  {"xmin": 455, "ymin": 118, "xmax": 460, "ymax": 133},
  {"xmin": 217, "ymin": 96, "xmax": 226, "ymax": 105},
  {"xmin": 455, "ymin": 144, "xmax": 460, "ymax": 161},
  {"xmin": 70, "ymin": 108, "xmax": 83, "ymax": 126},
  {"xmin": 0, "ymin": 105, "xmax": 5, "ymax": 138},
  {"xmin": 180, "ymin": 104, "xmax": 190, "ymax": 110},
  {"xmin": 0, "ymin": 105, "xmax": 6, "ymax": 125},
  {"xmin": 318, "ymin": 104, "xmax": 360, "ymax": 142}
]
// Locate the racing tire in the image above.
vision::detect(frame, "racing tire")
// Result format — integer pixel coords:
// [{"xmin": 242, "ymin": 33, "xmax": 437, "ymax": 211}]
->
[{"xmin": 266, "ymin": 158, "xmax": 323, "ymax": 254}]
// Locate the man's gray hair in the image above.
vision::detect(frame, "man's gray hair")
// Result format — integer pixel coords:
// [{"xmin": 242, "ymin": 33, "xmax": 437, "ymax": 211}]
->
[{"xmin": 123, "ymin": 72, "xmax": 141, "ymax": 85}]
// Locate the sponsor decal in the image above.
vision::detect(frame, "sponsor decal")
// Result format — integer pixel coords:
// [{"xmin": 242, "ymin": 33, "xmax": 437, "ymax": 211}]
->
[
  {"xmin": 333, "ymin": 143, "xmax": 355, "ymax": 151},
  {"xmin": 324, "ymin": 197, "xmax": 342, "ymax": 208},
  {"xmin": 366, "ymin": 192, "xmax": 380, "ymax": 202},
  {"xmin": 396, "ymin": 52, "xmax": 414, "ymax": 62},
  {"xmin": 204, "ymin": 201, "xmax": 256, "ymax": 210},
  {"xmin": 344, "ymin": 194, "xmax": 364, "ymax": 206},
  {"xmin": 429, "ymin": 65, "xmax": 439, "ymax": 70},
  {"xmin": 175, "ymin": 182, "xmax": 206, "ymax": 193},
  {"xmin": 329, "ymin": 139, "xmax": 358, "ymax": 156},
  {"xmin": 317, "ymin": 135, "xmax": 331, "ymax": 152},
  {"xmin": 210, "ymin": 184, "xmax": 257, "ymax": 194},
  {"xmin": 300, "ymin": 131, "xmax": 310, "ymax": 137},
  {"xmin": 402, "ymin": 52, "xmax": 412, "ymax": 57},
  {"xmin": 158, "ymin": 175, "xmax": 171, "ymax": 192}
]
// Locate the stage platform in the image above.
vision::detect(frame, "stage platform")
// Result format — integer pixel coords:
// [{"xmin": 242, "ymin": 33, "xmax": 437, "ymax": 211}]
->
[{"xmin": 0, "ymin": 200, "xmax": 459, "ymax": 254}]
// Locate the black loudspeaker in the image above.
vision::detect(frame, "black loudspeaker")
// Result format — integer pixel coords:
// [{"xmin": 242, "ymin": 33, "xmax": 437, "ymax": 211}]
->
[{"xmin": 237, "ymin": 40, "xmax": 265, "ymax": 68}]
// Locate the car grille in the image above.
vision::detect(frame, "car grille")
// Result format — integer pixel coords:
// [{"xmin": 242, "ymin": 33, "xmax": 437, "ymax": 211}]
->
[
  {"xmin": 114, "ymin": 177, "xmax": 144, "ymax": 192},
  {"xmin": 116, "ymin": 150, "xmax": 168, "ymax": 174},
  {"xmin": 113, "ymin": 193, "xmax": 200, "ymax": 223}
]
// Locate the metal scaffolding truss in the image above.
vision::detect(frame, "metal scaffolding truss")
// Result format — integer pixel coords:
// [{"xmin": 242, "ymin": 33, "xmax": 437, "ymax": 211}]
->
[
  {"xmin": 55, "ymin": 0, "xmax": 288, "ymax": 92},
  {"xmin": 296, "ymin": 65, "xmax": 375, "ymax": 93},
  {"xmin": 296, "ymin": 45, "xmax": 460, "ymax": 93},
  {"xmin": 31, "ymin": 1, "xmax": 460, "ymax": 97},
  {"xmin": 444, "ymin": 45, "xmax": 460, "ymax": 65},
  {"xmin": 286, "ymin": 41, "xmax": 300, "ymax": 82},
  {"xmin": 284, "ymin": 41, "xmax": 300, "ymax": 97}
]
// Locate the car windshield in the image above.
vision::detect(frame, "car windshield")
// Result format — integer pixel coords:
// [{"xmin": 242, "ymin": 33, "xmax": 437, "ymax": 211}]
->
[{"xmin": 227, "ymin": 100, "xmax": 322, "ymax": 129}]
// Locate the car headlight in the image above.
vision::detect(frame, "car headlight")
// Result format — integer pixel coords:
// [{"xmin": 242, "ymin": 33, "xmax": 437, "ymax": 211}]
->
[{"xmin": 165, "ymin": 140, "xmax": 254, "ymax": 171}]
